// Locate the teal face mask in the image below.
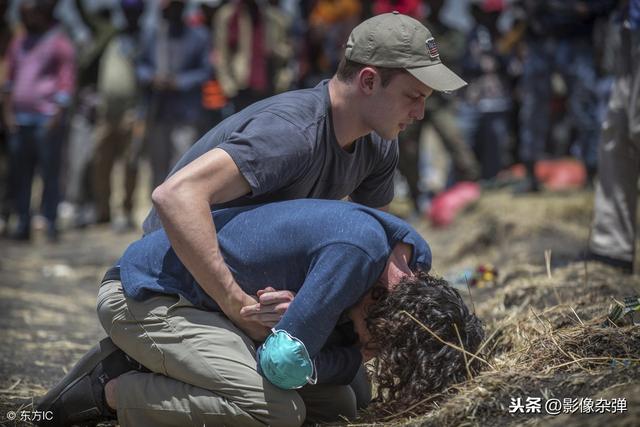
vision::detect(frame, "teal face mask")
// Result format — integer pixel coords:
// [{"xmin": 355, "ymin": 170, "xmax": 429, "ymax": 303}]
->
[{"xmin": 258, "ymin": 329, "xmax": 317, "ymax": 390}]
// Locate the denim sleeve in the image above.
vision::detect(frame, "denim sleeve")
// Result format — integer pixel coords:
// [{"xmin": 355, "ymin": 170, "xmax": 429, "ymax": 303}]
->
[{"xmin": 271, "ymin": 242, "xmax": 384, "ymax": 385}]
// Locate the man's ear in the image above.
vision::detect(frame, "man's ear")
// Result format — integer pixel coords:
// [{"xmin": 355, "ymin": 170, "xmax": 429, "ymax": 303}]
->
[{"xmin": 358, "ymin": 67, "xmax": 378, "ymax": 94}]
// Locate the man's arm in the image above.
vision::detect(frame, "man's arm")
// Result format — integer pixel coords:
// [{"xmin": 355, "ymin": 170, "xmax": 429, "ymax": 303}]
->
[
  {"xmin": 151, "ymin": 148, "xmax": 267, "ymax": 339},
  {"xmin": 252, "ymin": 243, "xmax": 380, "ymax": 389}
]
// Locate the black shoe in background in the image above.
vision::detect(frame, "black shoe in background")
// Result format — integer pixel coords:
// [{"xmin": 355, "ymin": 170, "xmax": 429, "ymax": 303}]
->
[
  {"xmin": 513, "ymin": 176, "xmax": 540, "ymax": 194},
  {"xmin": 582, "ymin": 250, "xmax": 633, "ymax": 275}
]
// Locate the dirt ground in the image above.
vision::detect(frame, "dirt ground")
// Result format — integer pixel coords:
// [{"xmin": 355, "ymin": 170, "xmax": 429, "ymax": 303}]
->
[{"xmin": 1, "ymin": 188, "xmax": 639, "ymax": 427}]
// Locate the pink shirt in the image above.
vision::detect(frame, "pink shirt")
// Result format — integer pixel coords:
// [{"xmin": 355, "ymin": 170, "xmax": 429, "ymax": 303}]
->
[{"xmin": 6, "ymin": 26, "xmax": 75, "ymax": 116}]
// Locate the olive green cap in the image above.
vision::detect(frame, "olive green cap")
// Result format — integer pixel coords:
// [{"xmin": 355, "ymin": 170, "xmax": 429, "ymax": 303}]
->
[{"xmin": 344, "ymin": 12, "xmax": 467, "ymax": 92}]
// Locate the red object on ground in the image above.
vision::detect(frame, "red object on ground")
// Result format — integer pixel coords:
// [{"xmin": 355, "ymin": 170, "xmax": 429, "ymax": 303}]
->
[
  {"xmin": 535, "ymin": 158, "xmax": 586, "ymax": 190},
  {"xmin": 502, "ymin": 158, "xmax": 587, "ymax": 190},
  {"xmin": 428, "ymin": 181, "xmax": 482, "ymax": 227}
]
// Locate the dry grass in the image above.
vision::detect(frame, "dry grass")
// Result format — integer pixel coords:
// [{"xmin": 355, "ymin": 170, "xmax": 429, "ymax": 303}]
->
[
  {"xmin": 348, "ymin": 191, "xmax": 640, "ymax": 426},
  {"xmin": 344, "ymin": 265, "xmax": 640, "ymax": 426},
  {"xmin": 1, "ymin": 190, "xmax": 639, "ymax": 427}
]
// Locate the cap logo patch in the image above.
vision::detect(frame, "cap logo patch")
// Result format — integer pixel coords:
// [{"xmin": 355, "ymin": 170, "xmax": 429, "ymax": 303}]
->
[{"xmin": 426, "ymin": 38, "xmax": 439, "ymax": 59}]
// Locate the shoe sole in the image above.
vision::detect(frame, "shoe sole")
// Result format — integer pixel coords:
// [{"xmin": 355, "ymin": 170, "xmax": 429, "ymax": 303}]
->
[{"xmin": 36, "ymin": 337, "xmax": 119, "ymax": 425}]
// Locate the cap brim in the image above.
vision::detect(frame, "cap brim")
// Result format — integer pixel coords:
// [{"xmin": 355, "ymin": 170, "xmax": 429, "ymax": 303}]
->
[{"xmin": 407, "ymin": 63, "xmax": 467, "ymax": 92}]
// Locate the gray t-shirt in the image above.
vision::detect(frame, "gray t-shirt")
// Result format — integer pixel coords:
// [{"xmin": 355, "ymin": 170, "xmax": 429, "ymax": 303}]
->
[{"xmin": 142, "ymin": 80, "xmax": 399, "ymax": 234}]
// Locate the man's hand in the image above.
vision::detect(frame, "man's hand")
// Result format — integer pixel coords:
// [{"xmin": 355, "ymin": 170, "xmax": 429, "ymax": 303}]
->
[
  {"xmin": 224, "ymin": 291, "xmax": 271, "ymax": 341},
  {"xmin": 240, "ymin": 287, "xmax": 295, "ymax": 328}
]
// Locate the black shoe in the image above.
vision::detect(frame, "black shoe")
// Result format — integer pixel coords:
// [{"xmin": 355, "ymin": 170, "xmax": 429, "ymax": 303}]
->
[
  {"xmin": 513, "ymin": 176, "xmax": 540, "ymax": 194},
  {"xmin": 582, "ymin": 250, "xmax": 633, "ymax": 275},
  {"xmin": 36, "ymin": 337, "xmax": 146, "ymax": 426},
  {"xmin": 9, "ymin": 230, "xmax": 31, "ymax": 241},
  {"xmin": 46, "ymin": 225, "xmax": 59, "ymax": 243}
]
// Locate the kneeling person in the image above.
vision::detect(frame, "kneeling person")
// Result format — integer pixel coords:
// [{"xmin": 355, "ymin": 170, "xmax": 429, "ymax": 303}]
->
[{"xmin": 38, "ymin": 199, "xmax": 483, "ymax": 426}]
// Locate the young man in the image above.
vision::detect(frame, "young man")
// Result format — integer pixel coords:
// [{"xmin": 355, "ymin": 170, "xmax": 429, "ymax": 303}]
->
[
  {"xmin": 37, "ymin": 199, "xmax": 483, "ymax": 426},
  {"xmin": 143, "ymin": 12, "xmax": 468, "ymax": 341}
]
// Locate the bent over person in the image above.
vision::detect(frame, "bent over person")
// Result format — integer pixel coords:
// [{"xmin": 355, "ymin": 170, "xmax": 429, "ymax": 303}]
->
[{"xmin": 37, "ymin": 199, "xmax": 483, "ymax": 426}]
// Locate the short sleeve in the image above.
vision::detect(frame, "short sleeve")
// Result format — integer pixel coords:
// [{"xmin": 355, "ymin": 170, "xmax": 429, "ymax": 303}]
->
[
  {"xmin": 350, "ymin": 138, "xmax": 398, "ymax": 207},
  {"xmin": 217, "ymin": 113, "xmax": 312, "ymax": 197}
]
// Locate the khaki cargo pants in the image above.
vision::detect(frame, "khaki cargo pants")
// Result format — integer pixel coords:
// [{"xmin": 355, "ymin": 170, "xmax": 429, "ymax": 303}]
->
[{"xmin": 97, "ymin": 280, "xmax": 364, "ymax": 426}]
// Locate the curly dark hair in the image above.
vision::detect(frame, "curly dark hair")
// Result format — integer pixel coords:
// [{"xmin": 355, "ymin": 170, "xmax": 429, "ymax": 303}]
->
[{"xmin": 364, "ymin": 271, "xmax": 484, "ymax": 413}]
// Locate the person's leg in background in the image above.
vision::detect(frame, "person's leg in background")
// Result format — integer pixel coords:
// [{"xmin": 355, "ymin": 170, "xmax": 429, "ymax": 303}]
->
[
  {"xmin": 121, "ymin": 114, "xmax": 141, "ymax": 229},
  {"xmin": 429, "ymin": 99, "xmax": 481, "ymax": 184},
  {"xmin": 517, "ymin": 38, "xmax": 553, "ymax": 193},
  {"xmin": 94, "ymin": 110, "xmax": 140, "ymax": 230},
  {"xmin": 169, "ymin": 122, "xmax": 197, "ymax": 173},
  {"xmin": 589, "ymin": 71, "xmax": 639, "ymax": 273},
  {"xmin": 456, "ymin": 101, "xmax": 481, "ymax": 168},
  {"xmin": 561, "ymin": 38, "xmax": 600, "ymax": 183},
  {"xmin": 8, "ymin": 125, "xmax": 36, "ymax": 240},
  {"xmin": 122, "ymin": 125, "xmax": 140, "ymax": 229},
  {"xmin": 397, "ymin": 120, "xmax": 423, "ymax": 214},
  {"xmin": 92, "ymin": 112, "xmax": 121, "ymax": 224},
  {"xmin": 479, "ymin": 111, "xmax": 511, "ymax": 180},
  {"xmin": 37, "ymin": 119, "xmax": 65, "ymax": 241},
  {"xmin": 146, "ymin": 119, "xmax": 173, "ymax": 191},
  {"xmin": 63, "ymin": 97, "xmax": 98, "ymax": 227},
  {"xmin": 0, "ymin": 124, "xmax": 12, "ymax": 235}
]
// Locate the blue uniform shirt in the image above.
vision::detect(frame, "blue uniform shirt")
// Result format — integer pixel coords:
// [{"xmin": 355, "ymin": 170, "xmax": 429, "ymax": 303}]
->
[{"xmin": 120, "ymin": 200, "xmax": 432, "ymax": 384}]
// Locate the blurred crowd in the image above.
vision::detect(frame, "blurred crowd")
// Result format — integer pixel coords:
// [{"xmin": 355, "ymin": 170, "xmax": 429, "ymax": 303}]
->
[{"xmin": 0, "ymin": 0, "xmax": 629, "ymax": 242}]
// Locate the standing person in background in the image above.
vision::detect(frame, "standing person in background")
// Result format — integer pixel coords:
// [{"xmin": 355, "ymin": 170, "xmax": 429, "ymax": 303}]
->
[
  {"xmin": 3, "ymin": 0, "xmax": 75, "ymax": 242},
  {"xmin": 92, "ymin": 0, "xmax": 146, "ymax": 231},
  {"xmin": 516, "ymin": 0, "xmax": 616, "ymax": 193},
  {"xmin": 458, "ymin": 0, "xmax": 514, "ymax": 181},
  {"xmin": 588, "ymin": 0, "xmax": 640, "ymax": 274},
  {"xmin": 0, "ymin": 0, "xmax": 13, "ymax": 235},
  {"xmin": 214, "ymin": 0, "xmax": 294, "ymax": 112},
  {"xmin": 137, "ymin": 0, "xmax": 210, "ymax": 190},
  {"xmin": 65, "ymin": 0, "xmax": 118, "ymax": 227},
  {"xmin": 193, "ymin": 0, "xmax": 230, "ymax": 136}
]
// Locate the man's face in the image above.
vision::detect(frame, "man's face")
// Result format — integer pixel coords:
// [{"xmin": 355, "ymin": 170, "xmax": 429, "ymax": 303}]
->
[{"xmin": 366, "ymin": 72, "xmax": 433, "ymax": 140}]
